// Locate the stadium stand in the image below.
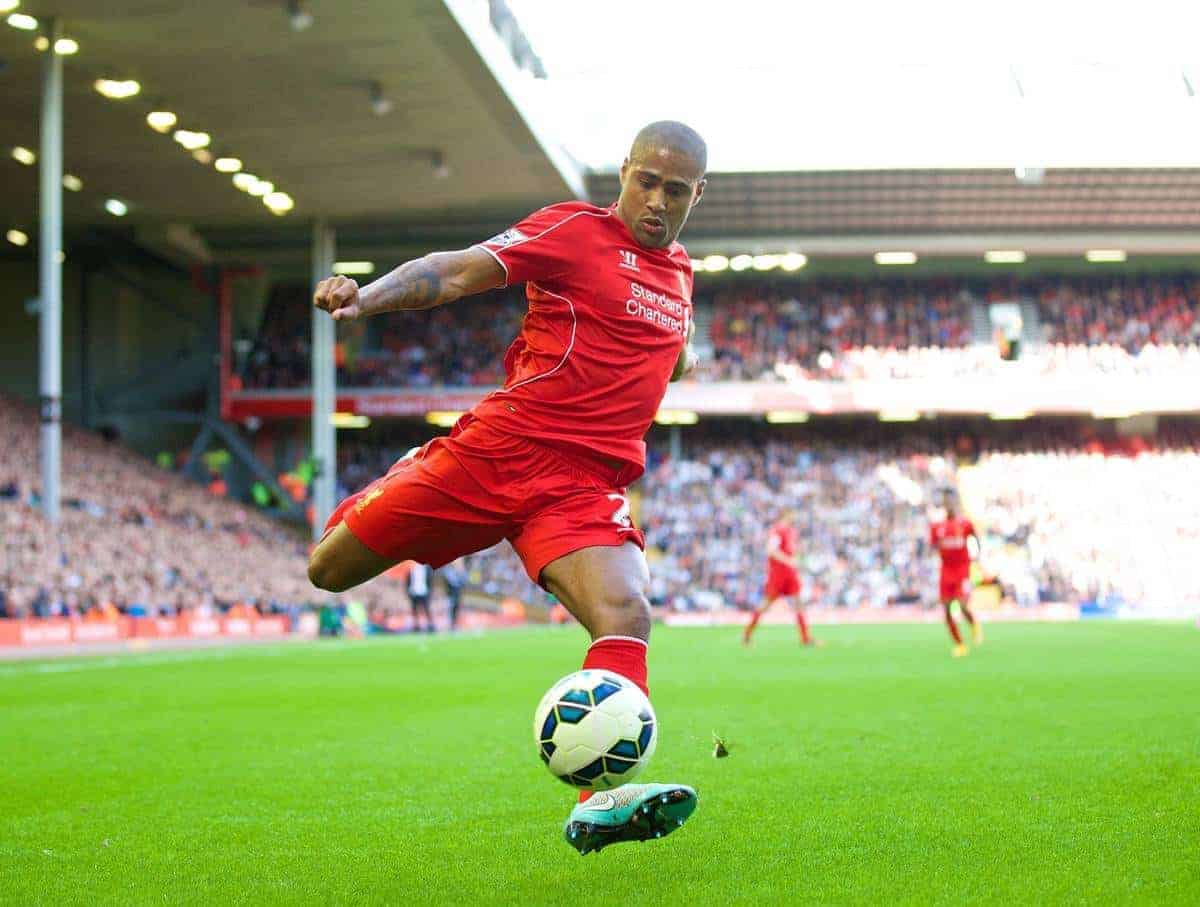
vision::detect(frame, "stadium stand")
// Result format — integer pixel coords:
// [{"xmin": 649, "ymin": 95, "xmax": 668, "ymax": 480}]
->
[
  {"xmin": 0, "ymin": 395, "xmax": 386, "ymax": 621},
  {"xmin": 238, "ymin": 275, "xmax": 1200, "ymax": 388},
  {"xmin": 333, "ymin": 424, "xmax": 1200, "ymax": 615}
]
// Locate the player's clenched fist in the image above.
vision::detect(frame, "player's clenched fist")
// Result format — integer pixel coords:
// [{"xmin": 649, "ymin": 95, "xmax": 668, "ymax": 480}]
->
[{"xmin": 313, "ymin": 275, "xmax": 362, "ymax": 321}]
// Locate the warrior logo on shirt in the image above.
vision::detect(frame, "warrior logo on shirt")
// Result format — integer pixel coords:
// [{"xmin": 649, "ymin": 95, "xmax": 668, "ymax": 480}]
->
[
  {"xmin": 486, "ymin": 228, "xmax": 527, "ymax": 248},
  {"xmin": 618, "ymin": 250, "xmax": 639, "ymax": 272},
  {"xmin": 355, "ymin": 487, "xmax": 384, "ymax": 515}
]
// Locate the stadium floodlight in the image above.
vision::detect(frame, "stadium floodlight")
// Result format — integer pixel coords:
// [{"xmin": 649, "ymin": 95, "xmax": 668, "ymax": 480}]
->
[
  {"xmin": 878, "ymin": 409, "xmax": 921, "ymax": 422},
  {"xmin": 729, "ymin": 254, "xmax": 753, "ymax": 272},
  {"xmin": 1085, "ymin": 249, "xmax": 1127, "ymax": 263},
  {"xmin": 330, "ymin": 412, "xmax": 369, "ymax": 429},
  {"xmin": 780, "ymin": 252, "xmax": 807, "ymax": 271},
  {"xmin": 146, "ymin": 110, "xmax": 178, "ymax": 133},
  {"xmin": 984, "ymin": 250, "xmax": 1026, "ymax": 264},
  {"xmin": 702, "ymin": 254, "xmax": 729, "ymax": 272},
  {"xmin": 6, "ymin": 228, "xmax": 29, "ymax": 246},
  {"xmin": 989, "ymin": 409, "xmax": 1032, "ymax": 420},
  {"xmin": 654, "ymin": 409, "xmax": 699, "ymax": 425},
  {"xmin": 690, "ymin": 258, "xmax": 706, "ymax": 272},
  {"xmin": 173, "ymin": 129, "xmax": 210, "ymax": 151},
  {"xmin": 7, "ymin": 12, "xmax": 37, "ymax": 30},
  {"xmin": 233, "ymin": 172, "xmax": 258, "ymax": 191},
  {"xmin": 752, "ymin": 254, "xmax": 781, "ymax": 272},
  {"xmin": 192, "ymin": 149, "xmax": 213, "ymax": 165},
  {"xmin": 33, "ymin": 35, "xmax": 46, "ymax": 50},
  {"xmin": 426, "ymin": 410, "xmax": 464, "ymax": 427},
  {"xmin": 11, "ymin": 145, "xmax": 35, "ymax": 165},
  {"xmin": 104, "ymin": 198, "xmax": 128, "ymax": 217},
  {"xmin": 62, "ymin": 174, "xmax": 83, "ymax": 191},
  {"xmin": 214, "ymin": 156, "xmax": 242, "ymax": 173},
  {"xmin": 0, "ymin": 2, "xmax": 21, "ymax": 15},
  {"xmin": 333, "ymin": 261, "xmax": 375, "ymax": 275},
  {"xmin": 53, "ymin": 37, "xmax": 79, "ymax": 55},
  {"xmin": 263, "ymin": 191, "xmax": 295, "ymax": 214},
  {"xmin": 94, "ymin": 79, "xmax": 141, "ymax": 99},
  {"xmin": 766, "ymin": 411, "xmax": 809, "ymax": 424},
  {"xmin": 874, "ymin": 251, "xmax": 918, "ymax": 265},
  {"xmin": 248, "ymin": 179, "xmax": 274, "ymax": 197}
]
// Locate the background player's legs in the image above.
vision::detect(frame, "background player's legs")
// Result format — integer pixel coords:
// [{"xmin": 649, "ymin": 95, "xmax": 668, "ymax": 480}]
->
[
  {"xmin": 309, "ymin": 523, "xmax": 395, "ymax": 593},
  {"xmin": 542, "ymin": 542, "xmax": 654, "ymax": 803},
  {"xmin": 410, "ymin": 595, "xmax": 431, "ymax": 633},
  {"xmin": 942, "ymin": 599, "xmax": 968, "ymax": 656},
  {"xmin": 742, "ymin": 598, "xmax": 775, "ymax": 644},
  {"xmin": 957, "ymin": 589, "xmax": 983, "ymax": 644},
  {"xmin": 792, "ymin": 600, "xmax": 814, "ymax": 646}
]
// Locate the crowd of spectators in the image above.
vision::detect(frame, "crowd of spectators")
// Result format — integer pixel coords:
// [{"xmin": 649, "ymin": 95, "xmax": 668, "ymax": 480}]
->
[
  {"xmin": 238, "ymin": 274, "xmax": 1200, "ymax": 390},
  {"xmin": 1036, "ymin": 276, "xmax": 1200, "ymax": 349},
  {"xmin": 699, "ymin": 279, "xmax": 973, "ymax": 381},
  {"xmin": 336, "ymin": 426, "xmax": 1200, "ymax": 615},
  {"xmin": 7, "ymin": 391, "xmax": 1196, "ymax": 625},
  {"xmin": 0, "ymin": 396, "xmax": 401, "ymax": 622}
]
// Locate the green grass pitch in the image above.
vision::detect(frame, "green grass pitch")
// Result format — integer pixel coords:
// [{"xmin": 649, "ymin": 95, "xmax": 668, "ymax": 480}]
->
[{"xmin": 2, "ymin": 622, "xmax": 1197, "ymax": 904}]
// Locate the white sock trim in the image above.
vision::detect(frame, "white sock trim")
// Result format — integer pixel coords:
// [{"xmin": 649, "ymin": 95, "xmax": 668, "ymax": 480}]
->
[{"xmin": 588, "ymin": 635, "xmax": 648, "ymax": 648}]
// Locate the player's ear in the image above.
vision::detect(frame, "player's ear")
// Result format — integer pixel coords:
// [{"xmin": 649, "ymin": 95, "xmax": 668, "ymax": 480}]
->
[
  {"xmin": 691, "ymin": 178, "xmax": 707, "ymax": 209},
  {"xmin": 619, "ymin": 157, "xmax": 631, "ymax": 186}
]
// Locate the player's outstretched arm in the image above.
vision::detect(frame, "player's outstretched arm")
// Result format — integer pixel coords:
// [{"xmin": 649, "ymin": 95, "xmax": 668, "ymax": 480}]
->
[
  {"xmin": 313, "ymin": 247, "xmax": 505, "ymax": 321},
  {"xmin": 670, "ymin": 318, "xmax": 698, "ymax": 382}
]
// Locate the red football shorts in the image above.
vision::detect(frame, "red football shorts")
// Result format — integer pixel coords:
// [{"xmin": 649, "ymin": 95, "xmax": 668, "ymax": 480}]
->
[
  {"xmin": 324, "ymin": 416, "xmax": 645, "ymax": 584},
  {"xmin": 939, "ymin": 569, "xmax": 971, "ymax": 603},
  {"xmin": 765, "ymin": 568, "xmax": 801, "ymax": 601}
]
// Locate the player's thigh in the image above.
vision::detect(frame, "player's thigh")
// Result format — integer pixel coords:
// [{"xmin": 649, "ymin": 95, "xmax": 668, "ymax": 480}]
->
[
  {"xmin": 312, "ymin": 444, "xmax": 511, "ymax": 592},
  {"xmin": 308, "ymin": 522, "xmax": 395, "ymax": 592},
  {"xmin": 539, "ymin": 541, "xmax": 652, "ymax": 639}
]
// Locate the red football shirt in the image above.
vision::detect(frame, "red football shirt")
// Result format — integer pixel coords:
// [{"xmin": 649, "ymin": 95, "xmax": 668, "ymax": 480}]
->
[
  {"xmin": 767, "ymin": 522, "xmax": 799, "ymax": 579},
  {"xmin": 929, "ymin": 517, "xmax": 976, "ymax": 573},
  {"xmin": 471, "ymin": 201, "xmax": 693, "ymax": 480}
]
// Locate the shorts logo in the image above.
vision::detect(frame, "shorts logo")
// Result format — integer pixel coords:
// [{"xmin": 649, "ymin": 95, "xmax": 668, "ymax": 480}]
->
[
  {"xmin": 355, "ymin": 487, "xmax": 384, "ymax": 515},
  {"xmin": 618, "ymin": 250, "xmax": 639, "ymax": 272},
  {"xmin": 485, "ymin": 228, "xmax": 526, "ymax": 248}
]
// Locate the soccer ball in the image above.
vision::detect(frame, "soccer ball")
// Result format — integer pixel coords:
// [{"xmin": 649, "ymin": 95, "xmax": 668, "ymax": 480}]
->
[{"xmin": 533, "ymin": 669, "xmax": 657, "ymax": 790}]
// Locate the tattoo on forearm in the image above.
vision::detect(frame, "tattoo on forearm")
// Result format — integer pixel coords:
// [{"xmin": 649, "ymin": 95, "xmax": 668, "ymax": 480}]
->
[{"xmin": 363, "ymin": 259, "xmax": 446, "ymax": 315}]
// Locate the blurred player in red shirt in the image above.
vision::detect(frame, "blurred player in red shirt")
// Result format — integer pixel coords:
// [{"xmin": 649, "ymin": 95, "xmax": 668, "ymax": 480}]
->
[
  {"xmin": 308, "ymin": 122, "xmax": 705, "ymax": 854},
  {"xmin": 929, "ymin": 497, "xmax": 983, "ymax": 657},
  {"xmin": 742, "ymin": 508, "xmax": 818, "ymax": 647}
]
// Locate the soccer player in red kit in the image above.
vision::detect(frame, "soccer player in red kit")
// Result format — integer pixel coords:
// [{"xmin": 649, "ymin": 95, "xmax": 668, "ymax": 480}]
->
[
  {"xmin": 308, "ymin": 122, "xmax": 705, "ymax": 855},
  {"xmin": 742, "ymin": 508, "xmax": 818, "ymax": 646},
  {"xmin": 929, "ymin": 499, "xmax": 983, "ymax": 657}
]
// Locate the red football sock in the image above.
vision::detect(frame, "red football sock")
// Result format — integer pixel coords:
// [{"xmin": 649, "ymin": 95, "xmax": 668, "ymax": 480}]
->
[
  {"xmin": 796, "ymin": 610, "xmax": 812, "ymax": 645},
  {"xmin": 944, "ymin": 606, "xmax": 962, "ymax": 644},
  {"xmin": 743, "ymin": 609, "xmax": 763, "ymax": 642},
  {"xmin": 578, "ymin": 635, "xmax": 649, "ymax": 803}
]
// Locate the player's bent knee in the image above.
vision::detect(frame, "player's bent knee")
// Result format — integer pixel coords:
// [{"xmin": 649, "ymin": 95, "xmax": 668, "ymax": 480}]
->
[
  {"xmin": 307, "ymin": 550, "xmax": 348, "ymax": 593},
  {"xmin": 594, "ymin": 591, "xmax": 651, "ymax": 639}
]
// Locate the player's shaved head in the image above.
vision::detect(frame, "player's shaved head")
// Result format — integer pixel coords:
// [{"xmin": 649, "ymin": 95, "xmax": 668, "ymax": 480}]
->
[
  {"xmin": 629, "ymin": 120, "xmax": 707, "ymax": 174},
  {"xmin": 617, "ymin": 121, "xmax": 708, "ymax": 249}
]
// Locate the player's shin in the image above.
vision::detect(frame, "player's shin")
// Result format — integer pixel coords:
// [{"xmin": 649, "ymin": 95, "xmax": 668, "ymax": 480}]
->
[{"xmin": 943, "ymin": 603, "xmax": 963, "ymax": 644}]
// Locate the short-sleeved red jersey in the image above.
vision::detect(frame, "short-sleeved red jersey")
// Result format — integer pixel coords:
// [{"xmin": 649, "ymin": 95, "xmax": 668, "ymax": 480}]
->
[
  {"xmin": 767, "ymin": 522, "xmax": 799, "ymax": 579},
  {"xmin": 471, "ymin": 201, "xmax": 693, "ymax": 480},
  {"xmin": 929, "ymin": 516, "xmax": 976, "ymax": 573}
]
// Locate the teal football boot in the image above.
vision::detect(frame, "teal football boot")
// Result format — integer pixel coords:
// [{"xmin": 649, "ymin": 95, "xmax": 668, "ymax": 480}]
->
[{"xmin": 564, "ymin": 783, "xmax": 698, "ymax": 855}]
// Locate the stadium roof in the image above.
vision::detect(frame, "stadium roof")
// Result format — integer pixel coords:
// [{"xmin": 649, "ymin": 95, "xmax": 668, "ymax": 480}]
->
[{"xmin": 0, "ymin": 0, "xmax": 581, "ymax": 237}]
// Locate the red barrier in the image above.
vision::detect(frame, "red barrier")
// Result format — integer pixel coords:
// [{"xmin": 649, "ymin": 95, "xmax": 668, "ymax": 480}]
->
[{"xmin": 0, "ymin": 615, "xmax": 306, "ymax": 649}]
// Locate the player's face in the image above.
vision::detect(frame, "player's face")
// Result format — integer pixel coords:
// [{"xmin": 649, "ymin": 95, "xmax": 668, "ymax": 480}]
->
[{"xmin": 617, "ymin": 146, "xmax": 706, "ymax": 249}]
